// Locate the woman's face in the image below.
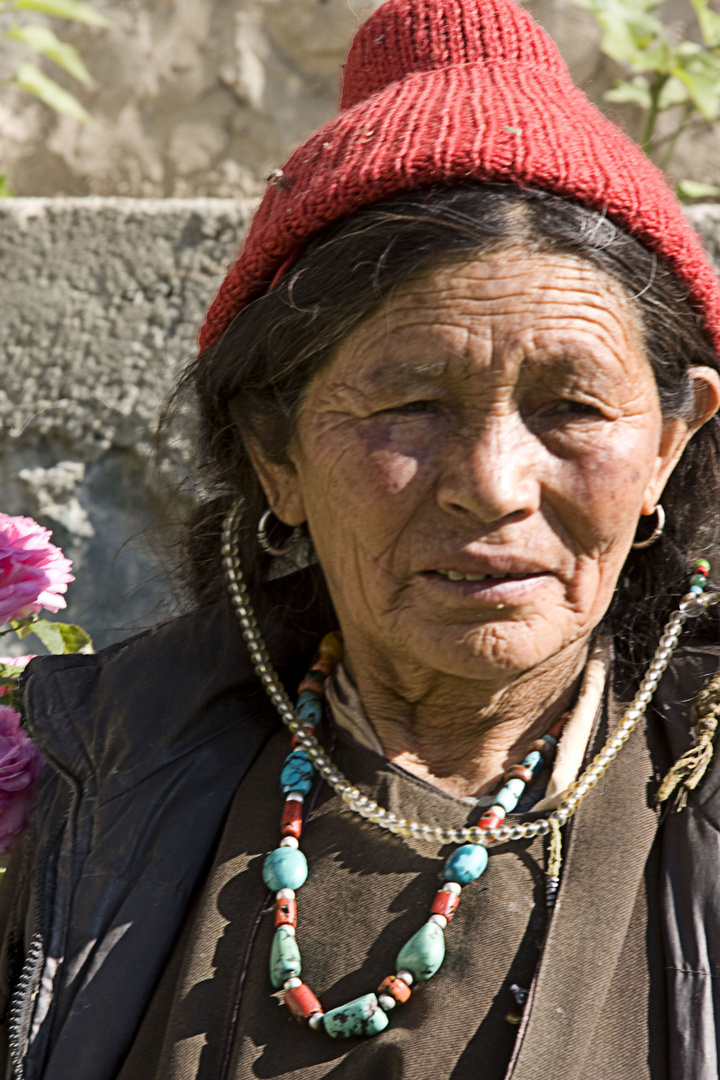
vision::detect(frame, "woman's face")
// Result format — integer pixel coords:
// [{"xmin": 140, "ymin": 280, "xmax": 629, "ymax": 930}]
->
[{"xmin": 253, "ymin": 249, "xmax": 717, "ymax": 686}]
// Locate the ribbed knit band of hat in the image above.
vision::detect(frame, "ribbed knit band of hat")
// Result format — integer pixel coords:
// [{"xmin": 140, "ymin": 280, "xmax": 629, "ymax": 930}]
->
[{"xmin": 199, "ymin": 0, "xmax": 720, "ymax": 357}]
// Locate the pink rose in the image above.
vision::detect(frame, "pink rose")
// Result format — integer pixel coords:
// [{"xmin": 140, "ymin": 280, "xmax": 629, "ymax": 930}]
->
[
  {"xmin": 0, "ymin": 656, "xmax": 36, "ymax": 697},
  {"xmin": 0, "ymin": 707, "xmax": 43, "ymax": 853},
  {"xmin": 0, "ymin": 514, "xmax": 74, "ymax": 625}
]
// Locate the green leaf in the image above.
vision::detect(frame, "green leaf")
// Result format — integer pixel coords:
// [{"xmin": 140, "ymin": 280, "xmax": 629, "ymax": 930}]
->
[
  {"xmin": 11, "ymin": 0, "xmax": 111, "ymax": 27},
  {"xmin": 30, "ymin": 620, "xmax": 93, "ymax": 655},
  {"xmin": 0, "ymin": 173, "xmax": 14, "ymax": 197},
  {"xmin": 690, "ymin": 0, "xmax": 720, "ymax": 47},
  {"xmin": 674, "ymin": 64, "xmax": 720, "ymax": 119},
  {"xmin": 657, "ymin": 75, "xmax": 691, "ymax": 110},
  {"xmin": 677, "ymin": 178, "xmax": 720, "ymax": 199},
  {"xmin": 13, "ymin": 61, "xmax": 91, "ymax": 122},
  {"xmin": 10, "ymin": 615, "xmax": 38, "ymax": 639},
  {"xmin": 604, "ymin": 76, "xmax": 653, "ymax": 108},
  {"xmin": 8, "ymin": 24, "xmax": 92, "ymax": 83}
]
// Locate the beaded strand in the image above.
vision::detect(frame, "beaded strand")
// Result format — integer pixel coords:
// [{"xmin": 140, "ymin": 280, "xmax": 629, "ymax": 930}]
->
[
  {"xmin": 262, "ymin": 634, "xmax": 566, "ymax": 1036},
  {"xmin": 222, "ymin": 505, "xmax": 719, "ymax": 849},
  {"xmin": 222, "ymin": 504, "xmax": 719, "ymax": 1039}
]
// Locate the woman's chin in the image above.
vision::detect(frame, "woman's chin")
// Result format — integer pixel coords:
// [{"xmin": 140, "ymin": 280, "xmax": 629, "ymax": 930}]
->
[{"xmin": 393, "ymin": 616, "xmax": 571, "ymax": 683}]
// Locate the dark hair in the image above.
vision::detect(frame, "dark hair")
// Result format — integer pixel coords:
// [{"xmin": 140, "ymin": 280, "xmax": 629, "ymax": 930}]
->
[{"xmin": 171, "ymin": 183, "xmax": 720, "ymax": 674}]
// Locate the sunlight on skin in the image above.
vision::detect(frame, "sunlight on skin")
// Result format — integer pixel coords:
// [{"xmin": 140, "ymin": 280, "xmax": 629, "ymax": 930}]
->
[{"xmin": 246, "ymin": 249, "xmax": 720, "ymax": 797}]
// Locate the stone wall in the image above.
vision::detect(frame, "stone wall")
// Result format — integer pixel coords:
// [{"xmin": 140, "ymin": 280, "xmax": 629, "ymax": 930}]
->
[
  {"xmin": 0, "ymin": 197, "xmax": 253, "ymax": 649},
  {"xmin": 0, "ymin": 0, "xmax": 718, "ymax": 200},
  {"xmin": 1, "ymin": 198, "xmax": 719, "ymax": 649}
]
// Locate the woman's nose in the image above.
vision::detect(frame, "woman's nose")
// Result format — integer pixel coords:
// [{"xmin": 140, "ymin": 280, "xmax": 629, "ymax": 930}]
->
[{"xmin": 436, "ymin": 412, "xmax": 541, "ymax": 527}]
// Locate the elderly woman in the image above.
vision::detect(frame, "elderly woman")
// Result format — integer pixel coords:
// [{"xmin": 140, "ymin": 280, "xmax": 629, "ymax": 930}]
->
[{"xmin": 3, "ymin": 0, "xmax": 720, "ymax": 1078}]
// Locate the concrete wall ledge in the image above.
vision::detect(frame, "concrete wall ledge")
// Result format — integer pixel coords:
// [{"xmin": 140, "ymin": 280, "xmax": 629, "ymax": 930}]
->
[{"xmin": 1, "ymin": 197, "xmax": 719, "ymax": 647}]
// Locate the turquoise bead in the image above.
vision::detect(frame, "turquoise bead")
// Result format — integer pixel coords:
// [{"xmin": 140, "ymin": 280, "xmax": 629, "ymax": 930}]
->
[
  {"xmin": 443, "ymin": 843, "xmax": 489, "ymax": 885},
  {"xmin": 522, "ymin": 750, "xmax": 543, "ymax": 773},
  {"xmin": 262, "ymin": 847, "xmax": 308, "ymax": 892},
  {"xmin": 280, "ymin": 750, "xmax": 315, "ymax": 795},
  {"xmin": 690, "ymin": 585, "xmax": 704, "ymax": 595},
  {"xmin": 323, "ymin": 993, "xmax": 389, "ymax": 1038},
  {"xmin": 505, "ymin": 778, "xmax": 526, "ymax": 798},
  {"xmin": 269, "ymin": 926, "xmax": 301, "ymax": 988},
  {"xmin": 494, "ymin": 784, "xmax": 521, "ymax": 813},
  {"xmin": 396, "ymin": 920, "xmax": 446, "ymax": 981},
  {"xmin": 296, "ymin": 691, "xmax": 323, "ymax": 726}
]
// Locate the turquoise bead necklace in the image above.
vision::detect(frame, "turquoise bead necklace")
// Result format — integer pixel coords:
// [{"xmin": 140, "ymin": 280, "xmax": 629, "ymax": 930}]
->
[{"xmin": 222, "ymin": 505, "xmax": 718, "ymax": 1038}]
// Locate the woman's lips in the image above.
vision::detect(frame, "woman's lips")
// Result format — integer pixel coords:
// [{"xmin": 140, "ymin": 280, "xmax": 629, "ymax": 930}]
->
[{"xmin": 420, "ymin": 569, "xmax": 553, "ymax": 603}]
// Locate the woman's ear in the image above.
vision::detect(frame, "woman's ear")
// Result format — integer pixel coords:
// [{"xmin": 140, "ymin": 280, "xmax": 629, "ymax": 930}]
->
[
  {"xmin": 641, "ymin": 366, "xmax": 720, "ymax": 515},
  {"xmin": 243, "ymin": 433, "xmax": 308, "ymax": 527}
]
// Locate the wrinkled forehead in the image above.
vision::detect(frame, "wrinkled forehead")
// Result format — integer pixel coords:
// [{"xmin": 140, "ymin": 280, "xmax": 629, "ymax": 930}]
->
[{"xmin": 325, "ymin": 249, "xmax": 647, "ymax": 388}]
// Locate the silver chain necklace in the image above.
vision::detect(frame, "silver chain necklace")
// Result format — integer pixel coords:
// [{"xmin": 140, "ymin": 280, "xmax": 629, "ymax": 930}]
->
[{"xmin": 222, "ymin": 503, "xmax": 719, "ymax": 847}]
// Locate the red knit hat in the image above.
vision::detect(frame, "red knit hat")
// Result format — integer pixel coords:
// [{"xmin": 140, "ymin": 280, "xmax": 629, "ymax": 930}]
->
[{"xmin": 200, "ymin": 0, "xmax": 720, "ymax": 356}]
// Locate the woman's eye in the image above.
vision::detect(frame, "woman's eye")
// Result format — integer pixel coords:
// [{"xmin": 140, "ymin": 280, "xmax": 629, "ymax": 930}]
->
[
  {"xmin": 539, "ymin": 400, "xmax": 602, "ymax": 419},
  {"xmin": 377, "ymin": 400, "xmax": 439, "ymax": 416}
]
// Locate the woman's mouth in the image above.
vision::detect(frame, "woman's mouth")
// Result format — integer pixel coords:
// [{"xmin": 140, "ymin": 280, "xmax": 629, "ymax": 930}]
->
[{"xmin": 420, "ymin": 568, "xmax": 553, "ymax": 602}]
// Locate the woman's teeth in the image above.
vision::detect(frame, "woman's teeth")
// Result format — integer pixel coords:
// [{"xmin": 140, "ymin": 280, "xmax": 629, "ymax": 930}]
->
[{"xmin": 436, "ymin": 570, "xmax": 523, "ymax": 581}]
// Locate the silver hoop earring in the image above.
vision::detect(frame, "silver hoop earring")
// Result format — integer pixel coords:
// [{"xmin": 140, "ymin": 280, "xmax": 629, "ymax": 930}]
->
[
  {"xmin": 631, "ymin": 504, "xmax": 666, "ymax": 550},
  {"xmin": 257, "ymin": 508, "xmax": 303, "ymax": 557}
]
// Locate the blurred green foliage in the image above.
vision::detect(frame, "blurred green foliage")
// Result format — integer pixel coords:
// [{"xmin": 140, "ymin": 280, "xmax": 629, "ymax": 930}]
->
[
  {"xmin": 0, "ymin": 0, "xmax": 110, "ymax": 193},
  {"xmin": 573, "ymin": 0, "xmax": 720, "ymax": 196},
  {"xmin": 574, "ymin": 0, "xmax": 720, "ymax": 196}
]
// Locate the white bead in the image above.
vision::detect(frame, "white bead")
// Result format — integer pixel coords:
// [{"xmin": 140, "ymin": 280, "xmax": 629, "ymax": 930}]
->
[
  {"xmin": 429, "ymin": 914, "xmax": 448, "ymax": 929},
  {"xmin": 276, "ymin": 888, "xmax": 295, "ymax": 900},
  {"xmin": 284, "ymin": 977, "xmax": 302, "ymax": 991},
  {"xmin": 378, "ymin": 994, "xmax": 396, "ymax": 1011},
  {"xmin": 396, "ymin": 970, "xmax": 414, "ymax": 986},
  {"xmin": 442, "ymin": 882, "xmax": 462, "ymax": 895},
  {"xmin": 285, "ymin": 792, "xmax": 304, "ymax": 803},
  {"xmin": 280, "ymin": 836, "xmax": 299, "ymax": 848},
  {"xmin": 308, "ymin": 1012, "xmax": 325, "ymax": 1031}
]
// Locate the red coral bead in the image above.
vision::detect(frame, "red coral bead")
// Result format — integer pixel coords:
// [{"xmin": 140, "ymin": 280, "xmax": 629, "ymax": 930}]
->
[
  {"xmin": 275, "ymin": 895, "xmax": 297, "ymax": 928},
  {"xmin": 311, "ymin": 657, "xmax": 334, "ymax": 678},
  {"xmin": 430, "ymin": 889, "xmax": 460, "ymax": 921},
  {"xmin": 281, "ymin": 798, "xmax": 303, "ymax": 838},
  {"xmin": 378, "ymin": 975, "xmax": 411, "ymax": 1003},
  {"xmin": 479, "ymin": 808, "xmax": 505, "ymax": 830},
  {"xmin": 504, "ymin": 764, "xmax": 534, "ymax": 784},
  {"xmin": 285, "ymin": 983, "xmax": 323, "ymax": 1023},
  {"xmin": 298, "ymin": 677, "xmax": 324, "ymax": 697},
  {"xmin": 290, "ymin": 727, "xmax": 314, "ymax": 751}
]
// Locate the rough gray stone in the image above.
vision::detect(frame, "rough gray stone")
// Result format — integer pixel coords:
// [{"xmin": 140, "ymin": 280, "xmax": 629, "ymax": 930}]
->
[
  {"xmin": 0, "ymin": 197, "xmax": 253, "ymax": 648},
  {"xmin": 1, "ymin": 197, "xmax": 719, "ymax": 648}
]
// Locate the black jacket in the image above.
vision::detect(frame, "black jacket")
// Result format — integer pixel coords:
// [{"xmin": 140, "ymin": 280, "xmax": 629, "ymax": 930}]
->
[{"xmin": 0, "ymin": 601, "xmax": 718, "ymax": 1080}]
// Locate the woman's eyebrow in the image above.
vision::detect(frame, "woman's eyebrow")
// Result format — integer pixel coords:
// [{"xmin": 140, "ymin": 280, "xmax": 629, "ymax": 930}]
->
[{"xmin": 364, "ymin": 358, "xmax": 450, "ymax": 389}]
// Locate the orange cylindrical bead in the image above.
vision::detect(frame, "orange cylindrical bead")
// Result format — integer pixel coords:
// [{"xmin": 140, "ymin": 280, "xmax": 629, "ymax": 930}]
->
[
  {"xmin": 285, "ymin": 982, "xmax": 323, "ymax": 1022},
  {"xmin": 503, "ymin": 764, "xmax": 533, "ymax": 784},
  {"xmin": 430, "ymin": 889, "xmax": 460, "ymax": 921},
  {"xmin": 548, "ymin": 712, "xmax": 570, "ymax": 740},
  {"xmin": 275, "ymin": 895, "xmax": 297, "ymax": 928},
  {"xmin": 281, "ymin": 798, "xmax": 303, "ymax": 838},
  {"xmin": 298, "ymin": 677, "xmax": 324, "ymax": 697},
  {"xmin": 378, "ymin": 975, "xmax": 412, "ymax": 1004},
  {"xmin": 311, "ymin": 657, "xmax": 334, "ymax": 678}
]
